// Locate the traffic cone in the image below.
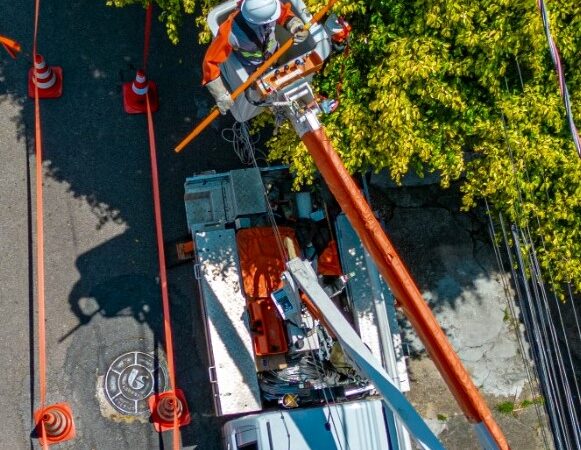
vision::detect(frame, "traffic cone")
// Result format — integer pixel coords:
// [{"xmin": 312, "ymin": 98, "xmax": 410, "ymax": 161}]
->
[
  {"xmin": 123, "ymin": 69, "xmax": 159, "ymax": 114},
  {"xmin": 34, "ymin": 403, "xmax": 76, "ymax": 446},
  {"xmin": 28, "ymin": 54, "xmax": 63, "ymax": 99},
  {"xmin": 148, "ymin": 389, "xmax": 190, "ymax": 432}
]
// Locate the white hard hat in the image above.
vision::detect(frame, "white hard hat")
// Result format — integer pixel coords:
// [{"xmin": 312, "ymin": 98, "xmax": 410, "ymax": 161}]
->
[{"xmin": 240, "ymin": 0, "xmax": 281, "ymax": 25}]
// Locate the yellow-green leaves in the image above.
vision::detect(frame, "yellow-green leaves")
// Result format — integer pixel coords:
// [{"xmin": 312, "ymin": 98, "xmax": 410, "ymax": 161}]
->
[{"xmin": 268, "ymin": 0, "xmax": 581, "ymax": 291}]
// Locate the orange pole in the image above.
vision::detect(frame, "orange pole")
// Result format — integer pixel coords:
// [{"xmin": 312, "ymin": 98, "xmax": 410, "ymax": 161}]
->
[
  {"xmin": 174, "ymin": 0, "xmax": 338, "ymax": 152},
  {"xmin": 302, "ymin": 128, "xmax": 509, "ymax": 449},
  {"xmin": 0, "ymin": 34, "xmax": 22, "ymax": 58}
]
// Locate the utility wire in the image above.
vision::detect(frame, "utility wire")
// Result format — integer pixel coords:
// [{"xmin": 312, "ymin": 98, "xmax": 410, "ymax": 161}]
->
[
  {"xmin": 485, "ymin": 202, "xmax": 551, "ymax": 449},
  {"xmin": 509, "ymin": 223, "xmax": 570, "ymax": 449},
  {"xmin": 223, "ymin": 121, "xmax": 288, "ymax": 263},
  {"xmin": 490, "ymin": 57, "xmax": 581, "ymax": 448},
  {"xmin": 536, "ymin": 0, "xmax": 581, "ymax": 158}
]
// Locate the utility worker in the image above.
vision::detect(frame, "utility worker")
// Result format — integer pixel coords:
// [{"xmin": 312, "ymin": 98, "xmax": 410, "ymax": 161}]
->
[{"xmin": 202, "ymin": 0, "xmax": 309, "ymax": 114}]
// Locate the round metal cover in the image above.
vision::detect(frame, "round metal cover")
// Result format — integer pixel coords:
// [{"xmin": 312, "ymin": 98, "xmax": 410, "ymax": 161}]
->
[{"xmin": 104, "ymin": 351, "xmax": 168, "ymax": 415}]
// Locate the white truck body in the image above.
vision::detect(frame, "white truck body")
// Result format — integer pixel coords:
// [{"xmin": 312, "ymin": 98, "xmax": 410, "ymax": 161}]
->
[
  {"xmin": 185, "ymin": 167, "xmax": 413, "ymax": 449},
  {"xmin": 222, "ymin": 399, "xmax": 392, "ymax": 450}
]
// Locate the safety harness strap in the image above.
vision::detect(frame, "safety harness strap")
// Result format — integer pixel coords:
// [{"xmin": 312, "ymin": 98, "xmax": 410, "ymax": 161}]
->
[
  {"xmin": 233, "ymin": 11, "xmax": 278, "ymax": 61},
  {"xmin": 234, "ymin": 12, "xmax": 264, "ymax": 52}
]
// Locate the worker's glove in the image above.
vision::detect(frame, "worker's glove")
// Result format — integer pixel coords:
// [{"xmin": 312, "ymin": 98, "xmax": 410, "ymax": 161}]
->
[
  {"xmin": 205, "ymin": 77, "xmax": 234, "ymax": 115},
  {"xmin": 286, "ymin": 17, "xmax": 309, "ymax": 45}
]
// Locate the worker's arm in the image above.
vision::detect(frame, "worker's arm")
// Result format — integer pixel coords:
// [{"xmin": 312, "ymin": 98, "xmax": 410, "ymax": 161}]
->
[
  {"xmin": 202, "ymin": 14, "xmax": 237, "ymax": 114},
  {"xmin": 202, "ymin": 16, "xmax": 235, "ymax": 85}
]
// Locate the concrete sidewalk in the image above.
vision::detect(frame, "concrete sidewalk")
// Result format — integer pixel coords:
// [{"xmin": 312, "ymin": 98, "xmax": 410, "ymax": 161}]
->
[{"xmin": 370, "ymin": 178, "xmax": 552, "ymax": 449}]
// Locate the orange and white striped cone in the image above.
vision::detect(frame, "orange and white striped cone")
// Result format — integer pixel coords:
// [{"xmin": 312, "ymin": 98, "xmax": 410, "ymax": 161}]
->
[
  {"xmin": 28, "ymin": 54, "xmax": 63, "ymax": 99},
  {"xmin": 34, "ymin": 403, "xmax": 76, "ymax": 446},
  {"xmin": 123, "ymin": 69, "xmax": 158, "ymax": 114},
  {"xmin": 148, "ymin": 389, "xmax": 190, "ymax": 432},
  {"xmin": 157, "ymin": 395, "xmax": 182, "ymax": 422}
]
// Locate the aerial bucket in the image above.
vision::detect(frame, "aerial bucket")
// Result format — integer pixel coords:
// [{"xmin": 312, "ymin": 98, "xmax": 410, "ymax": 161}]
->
[{"xmin": 206, "ymin": 0, "xmax": 332, "ymax": 122}]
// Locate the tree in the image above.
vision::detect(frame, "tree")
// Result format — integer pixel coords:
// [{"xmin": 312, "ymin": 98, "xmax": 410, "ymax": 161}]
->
[
  {"xmin": 272, "ymin": 0, "xmax": 581, "ymax": 293},
  {"xmin": 109, "ymin": 0, "xmax": 581, "ymax": 292}
]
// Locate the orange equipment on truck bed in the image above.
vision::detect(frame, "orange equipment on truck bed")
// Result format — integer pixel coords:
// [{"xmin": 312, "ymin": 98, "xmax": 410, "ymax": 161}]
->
[
  {"xmin": 237, "ymin": 227, "xmax": 299, "ymax": 298},
  {"xmin": 237, "ymin": 227, "xmax": 298, "ymax": 356}
]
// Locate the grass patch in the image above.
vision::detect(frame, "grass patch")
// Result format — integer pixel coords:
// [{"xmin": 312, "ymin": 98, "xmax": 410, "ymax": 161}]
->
[
  {"xmin": 496, "ymin": 396, "xmax": 544, "ymax": 414},
  {"xmin": 521, "ymin": 397, "xmax": 544, "ymax": 408},
  {"xmin": 496, "ymin": 401, "xmax": 515, "ymax": 414},
  {"xmin": 503, "ymin": 308, "xmax": 511, "ymax": 322}
]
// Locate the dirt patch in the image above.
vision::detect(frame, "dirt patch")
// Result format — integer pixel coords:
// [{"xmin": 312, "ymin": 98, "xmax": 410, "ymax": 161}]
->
[
  {"xmin": 368, "ymin": 176, "xmax": 554, "ymax": 449},
  {"xmin": 407, "ymin": 355, "xmax": 552, "ymax": 449}
]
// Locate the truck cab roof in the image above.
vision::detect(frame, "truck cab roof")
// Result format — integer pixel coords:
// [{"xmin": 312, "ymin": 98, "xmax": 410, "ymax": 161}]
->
[{"xmin": 223, "ymin": 399, "xmax": 392, "ymax": 450}]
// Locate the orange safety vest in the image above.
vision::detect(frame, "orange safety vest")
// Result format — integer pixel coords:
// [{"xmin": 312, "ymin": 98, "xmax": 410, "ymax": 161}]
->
[{"xmin": 202, "ymin": 2, "xmax": 294, "ymax": 85}]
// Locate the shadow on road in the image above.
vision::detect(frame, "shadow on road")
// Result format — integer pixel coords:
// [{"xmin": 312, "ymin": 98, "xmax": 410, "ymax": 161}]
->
[{"xmin": 2, "ymin": 0, "xmax": 244, "ymax": 448}]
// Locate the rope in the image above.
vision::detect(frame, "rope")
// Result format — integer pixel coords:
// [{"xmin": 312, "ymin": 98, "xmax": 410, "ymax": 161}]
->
[
  {"xmin": 143, "ymin": 3, "xmax": 152, "ymax": 72},
  {"xmin": 536, "ymin": 0, "xmax": 581, "ymax": 158},
  {"xmin": 31, "ymin": 0, "xmax": 49, "ymax": 447},
  {"xmin": 221, "ymin": 121, "xmax": 267, "ymax": 166},
  {"xmin": 143, "ymin": 5, "xmax": 180, "ymax": 448},
  {"xmin": 146, "ymin": 94, "xmax": 181, "ymax": 450}
]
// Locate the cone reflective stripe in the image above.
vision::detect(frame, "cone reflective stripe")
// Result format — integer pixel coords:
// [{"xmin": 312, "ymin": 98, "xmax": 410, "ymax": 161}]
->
[
  {"xmin": 28, "ymin": 54, "xmax": 63, "ymax": 99},
  {"xmin": 43, "ymin": 410, "xmax": 66, "ymax": 436},
  {"xmin": 34, "ymin": 403, "xmax": 76, "ymax": 446},
  {"xmin": 148, "ymin": 389, "xmax": 191, "ymax": 432},
  {"xmin": 132, "ymin": 70, "xmax": 149, "ymax": 95},
  {"xmin": 33, "ymin": 55, "xmax": 57, "ymax": 89},
  {"xmin": 123, "ymin": 69, "xmax": 158, "ymax": 114}
]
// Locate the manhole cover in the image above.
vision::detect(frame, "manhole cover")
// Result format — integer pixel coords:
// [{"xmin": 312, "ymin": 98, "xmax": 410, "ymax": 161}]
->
[{"xmin": 104, "ymin": 351, "xmax": 168, "ymax": 415}]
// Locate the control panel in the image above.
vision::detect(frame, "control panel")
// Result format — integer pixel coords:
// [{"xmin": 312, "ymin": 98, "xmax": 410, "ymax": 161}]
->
[{"xmin": 255, "ymin": 51, "xmax": 324, "ymax": 98}]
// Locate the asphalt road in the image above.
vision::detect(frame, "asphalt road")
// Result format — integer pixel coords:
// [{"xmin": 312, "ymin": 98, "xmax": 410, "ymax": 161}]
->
[{"xmin": 1, "ymin": 1, "xmax": 242, "ymax": 448}]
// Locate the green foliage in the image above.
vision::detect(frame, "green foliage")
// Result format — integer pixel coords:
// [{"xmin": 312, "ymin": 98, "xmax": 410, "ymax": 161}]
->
[
  {"xmin": 496, "ymin": 396, "xmax": 544, "ymax": 414},
  {"xmin": 521, "ymin": 396, "xmax": 544, "ymax": 408},
  {"xmin": 496, "ymin": 401, "xmax": 515, "ymax": 414},
  {"xmin": 110, "ymin": 0, "xmax": 581, "ymax": 292},
  {"xmin": 268, "ymin": 0, "xmax": 581, "ymax": 293}
]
